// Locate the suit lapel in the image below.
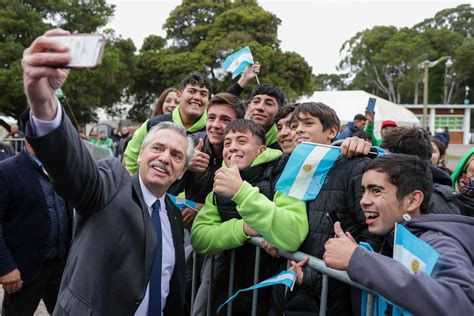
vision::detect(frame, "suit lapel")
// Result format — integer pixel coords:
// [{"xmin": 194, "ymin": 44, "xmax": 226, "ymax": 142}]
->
[
  {"xmin": 16, "ymin": 151, "xmax": 49, "ymax": 216},
  {"xmin": 131, "ymin": 174, "xmax": 157, "ymax": 284}
]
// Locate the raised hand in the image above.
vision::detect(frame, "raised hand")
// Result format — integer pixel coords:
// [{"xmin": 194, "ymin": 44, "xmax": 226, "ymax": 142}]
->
[
  {"xmin": 22, "ymin": 29, "xmax": 71, "ymax": 120},
  {"xmin": 189, "ymin": 138, "xmax": 211, "ymax": 173},
  {"xmin": 237, "ymin": 62, "xmax": 261, "ymax": 88},
  {"xmin": 289, "ymin": 257, "xmax": 309, "ymax": 285},
  {"xmin": 340, "ymin": 136, "xmax": 371, "ymax": 158},
  {"xmin": 323, "ymin": 222, "xmax": 358, "ymax": 270},
  {"xmin": 213, "ymin": 157, "xmax": 243, "ymax": 197}
]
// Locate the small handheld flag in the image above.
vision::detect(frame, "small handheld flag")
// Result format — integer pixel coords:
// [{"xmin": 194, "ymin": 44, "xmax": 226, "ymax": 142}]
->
[
  {"xmin": 166, "ymin": 193, "xmax": 198, "ymax": 211},
  {"xmin": 217, "ymin": 270, "xmax": 296, "ymax": 314},
  {"xmin": 222, "ymin": 46, "xmax": 255, "ymax": 79},
  {"xmin": 393, "ymin": 223, "xmax": 440, "ymax": 275},
  {"xmin": 276, "ymin": 142, "xmax": 340, "ymax": 201}
]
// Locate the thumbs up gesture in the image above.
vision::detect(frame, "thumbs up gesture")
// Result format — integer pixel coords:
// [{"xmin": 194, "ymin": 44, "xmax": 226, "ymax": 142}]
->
[
  {"xmin": 213, "ymin": 155, "xmax": 243, "ymax": 197},
  {"xmin": 189, "ymin": 138, "xmax": 211, "ymax": 173},
  {"xmin": 323, "ymin": 222, "xmax": 358, "ymax": 270}
]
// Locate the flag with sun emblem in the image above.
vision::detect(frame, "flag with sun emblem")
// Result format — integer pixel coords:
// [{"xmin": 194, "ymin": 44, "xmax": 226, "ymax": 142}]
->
[
  {"xmin": 276, "ymin": 142, "xmax": 340, "ymax": 201},
  {"xmin": 393, "ymin": 224, "xmax": 440, "ymax": 275}
]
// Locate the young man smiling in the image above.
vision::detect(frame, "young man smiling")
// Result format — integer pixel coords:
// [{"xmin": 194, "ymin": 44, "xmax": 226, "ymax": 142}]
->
[
  {"xmin": 271, "ymin": 102, "xmax": 380, "ymax": 316},
  {"xmin": 125, "ymin": 72, "xmax": 211, "ymax": 173},
  {"xmin": 191, "ymin": 119, "xmax": 308, "ymax": 314}
]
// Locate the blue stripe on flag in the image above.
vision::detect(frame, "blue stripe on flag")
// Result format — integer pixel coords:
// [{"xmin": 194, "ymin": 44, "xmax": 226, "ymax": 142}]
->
[
  {"xmin": 394, "ymin": 224, "xmax": 440, "ymax": 275},
  {"xmin": 217, "ymin": 270, "xmax": 296, "ymax": 314},
  {"xmin": 222, "ymin": 46, "xmax": 254, "ymax": 79},
  {"xmin": 166, "ymin": 193, "xmax": 198, "ymax": 211},
  {"xmin": 276, "ymin": 143, "xmax": 340, "ymax": 201}
]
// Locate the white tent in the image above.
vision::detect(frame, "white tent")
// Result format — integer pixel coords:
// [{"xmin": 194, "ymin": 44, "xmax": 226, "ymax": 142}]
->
[{"xmin": 299, "ymin": 90, "xmax": 420, "ymax": 136}]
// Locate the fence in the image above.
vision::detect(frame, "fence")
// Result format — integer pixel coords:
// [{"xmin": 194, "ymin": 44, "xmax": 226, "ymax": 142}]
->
[
  {"xmin": 191, "ymin": 236, "xmax": 376, "ymax": 316},
  {"xmin": 2, "ymin": 137, "xmax": 25, "ymax": 153}
]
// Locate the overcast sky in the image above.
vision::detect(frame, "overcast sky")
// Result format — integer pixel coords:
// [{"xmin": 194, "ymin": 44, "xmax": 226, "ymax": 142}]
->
[{"xmin": 106, "ymin": 0, "xmax": 467, "ymax": 75}]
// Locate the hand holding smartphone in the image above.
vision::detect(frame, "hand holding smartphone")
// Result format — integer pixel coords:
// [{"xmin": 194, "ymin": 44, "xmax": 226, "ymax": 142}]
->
[
  {"xmin": 366, "ymin": 97, "xmax": 376, "ymax": 114},
  {"xmin": 50, "ymin": 34, "xmax": 106, "ymax": 69}
]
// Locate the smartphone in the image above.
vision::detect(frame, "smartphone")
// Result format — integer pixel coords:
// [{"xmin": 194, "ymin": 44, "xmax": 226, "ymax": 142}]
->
[
  {"xmin": 325, "ymin": 211, "xmax": 339, "ymax": 227},
  {"xmin": 367, "ymin": 97, "xmax": 376, "ymax": 114},
  {"xmin": 50, "ymin": 34, "xmax": 106, "ymax": 69}
]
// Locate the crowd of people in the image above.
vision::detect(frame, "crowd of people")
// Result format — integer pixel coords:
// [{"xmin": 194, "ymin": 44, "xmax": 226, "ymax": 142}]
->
[{"xmin": 0, "ymin": 29, "xmax": 472, "ymax": 316}]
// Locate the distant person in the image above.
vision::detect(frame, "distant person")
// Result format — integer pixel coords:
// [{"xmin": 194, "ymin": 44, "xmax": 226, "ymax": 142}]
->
[
  {"xmin": 336, "ymin": 114, "xmax": 367, "ymax": 140},
  {"xmin": 434, "ymin": 127, "xmax": 450, "ymax": 149},
  {"xmin": 451, "ymin": 147, "xmax": 474, "ymax": 216},
  {"xmin": 365, "ymin": 110, "xmax": 397, "ymax": 145},
  {"xmin": 4, "ymin": 124, "xmax": 25, "ymax": 153},
  {"xmin": 323, "ymin": 154, "xmax": 474, "ymax": 316},
  {"xmin": 152, "ymin": 87, "xmax": 179, "ymax": 117},
  {"xmin": 95, "ymin": 130, "xmax": 114, "ymax": 152},
  {"xmin": 353, "ymin": 130, "xmax": 371, "ymax": 142},
  {"xmin": 431, "ymin": 137, "xmax": 452, "ymax": 175}
]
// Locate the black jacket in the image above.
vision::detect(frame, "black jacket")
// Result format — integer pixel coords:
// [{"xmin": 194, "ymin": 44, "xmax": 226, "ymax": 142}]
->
[
  {"xmin": 428, "ymin": 165, "xmax": 462, "ymax": 215},
  {"xmin": 272, "ymin": 156, "xmax": 382, "ymax": 316}
]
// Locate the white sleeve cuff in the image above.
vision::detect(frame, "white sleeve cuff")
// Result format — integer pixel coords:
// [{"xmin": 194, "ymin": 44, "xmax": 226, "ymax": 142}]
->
[{"xmin": 31, "ymin": 101, "xmax": 63, "ymax": 137}]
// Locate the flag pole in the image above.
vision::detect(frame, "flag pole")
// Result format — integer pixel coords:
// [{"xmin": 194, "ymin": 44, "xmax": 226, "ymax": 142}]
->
[{"xmin": 255, "ymin": 75, "xmax": 260, "ymax": 85}]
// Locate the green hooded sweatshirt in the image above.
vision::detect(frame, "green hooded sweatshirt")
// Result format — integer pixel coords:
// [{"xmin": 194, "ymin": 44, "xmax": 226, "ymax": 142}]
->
[
  {"xmin": 191, "ymin": 148, "xmax": 308, "ymax": 255},
  {"xmin": 265, "ymin": 124, "xmax": 278, "ymax": 147},
  {"xmin": 452, "ymin": 147, "xmax": 474, "ymax": 191},
  {"xmin": 124, "ymin": 106, "xmax": 207, "ymax": 173}
]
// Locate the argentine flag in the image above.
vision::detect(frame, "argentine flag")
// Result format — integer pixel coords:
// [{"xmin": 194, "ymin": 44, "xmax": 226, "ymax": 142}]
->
[
  {"xmin": 276, "ymin": 142, "xmax": 340, "ymax": 201},
  {"xmin": 222, "ymin": 46, "xmax": 254, "ymax": 79},
  {"xmin": 166, "ymin": 193, "xmax": 198, "ymax": 211},
  {"xmin": 393, "ymin": 223, "xmax": 440, "ymax": 275},
  {"xmin": 217, "ymin": 270, "xmax": 296, "ymax": 313}
]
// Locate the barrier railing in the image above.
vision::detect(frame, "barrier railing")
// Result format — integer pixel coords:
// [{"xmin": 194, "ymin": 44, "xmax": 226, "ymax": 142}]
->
[
  {"xmin": 2, "ymin": 137, "xmax": 25, "ymax": 153},
  {"xmin": 191, "ymin": 236, "xmax": 377, "ymax": 316}
]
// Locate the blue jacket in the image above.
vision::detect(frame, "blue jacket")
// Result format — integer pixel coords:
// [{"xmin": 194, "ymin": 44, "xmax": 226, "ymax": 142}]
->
[{"xmin": 337, "ymin": 122, "xmax": 360, "ymax": 140}]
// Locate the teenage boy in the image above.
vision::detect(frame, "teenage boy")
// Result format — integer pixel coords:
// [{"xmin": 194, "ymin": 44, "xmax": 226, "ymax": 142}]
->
[
  {"xmin": 271, "ymin": 102, "xmax": 381, "ymax": 316},
  {"xmin": 125, "ymin": 72, "xmax": 211, "ymax": 173},
  {"xmin": 191, "ymin": 119, "xmax": 308, "ymax": 315},
  {"xmin": 274, "ymin": 104, "xmax": 298, "ymax": 155}
]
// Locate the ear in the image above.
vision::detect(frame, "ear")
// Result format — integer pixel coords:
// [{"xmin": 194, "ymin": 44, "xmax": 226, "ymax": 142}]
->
[
  {"xmin": 405, "ymin": 190, "xmax": 424, "ymax": 216},
  {"xmin": 176, "ymin": 90, "xmax": 182, "ymax": 103},
  {"xmin": 327, "ymin": 127, "xmax": 338, "ymax": 142},
  {"xmin": 258, "ymin": 145, "xmax": 267, "ymax": 154}
]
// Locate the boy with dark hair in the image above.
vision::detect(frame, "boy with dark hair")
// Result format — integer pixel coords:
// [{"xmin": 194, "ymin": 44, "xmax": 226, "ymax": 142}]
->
[
  {"xmin": 275, "ymin": 104, "xmax": 298, "ymax": 154},
  {"xmin": 125, "ymin": 72, "xmax": 211, "ymax": 173},
  {"xmin": 272, "ymin": 101, "xmax": 380, "ymax": 315},
  {"xmin": 323, "ymin": 154, "xmax": 474, "ymax": 316},
  {"xmin": 380, "ymin": 126, "xmax": 462, "ymax": 215},
  {"xmin": 191, "ymin": 119, "xmax": 308, "ymax": 315},
  {"xmin": 245, "ymin": 84, "xmax": 286, "ymax": 149}
]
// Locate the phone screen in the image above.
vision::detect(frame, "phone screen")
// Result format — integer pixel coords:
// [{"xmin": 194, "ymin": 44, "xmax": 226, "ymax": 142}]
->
[
  {"xmin": 367, "ymin": 97, "xmax": 376, "ymax": 113},
  {"xmin": 50, "ymin": 34, "xmax": 106, "ymax": 68}
]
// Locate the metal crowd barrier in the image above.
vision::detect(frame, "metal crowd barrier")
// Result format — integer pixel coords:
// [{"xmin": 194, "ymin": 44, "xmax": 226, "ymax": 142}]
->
[
  {"xmin": 190, "ymin": 236, "xmax": 376, "ymax": 316},
  {"xmin": 2, "ymin": 137, "xmax": 25, "ymax": 153}
]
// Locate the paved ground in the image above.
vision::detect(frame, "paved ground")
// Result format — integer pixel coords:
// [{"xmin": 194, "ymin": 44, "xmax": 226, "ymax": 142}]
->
[{"xmin": 446, "ymin": 144, "xmax": 473, "ymax": 170}]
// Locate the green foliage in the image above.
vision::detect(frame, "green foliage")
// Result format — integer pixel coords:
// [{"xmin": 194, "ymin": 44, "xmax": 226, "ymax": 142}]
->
[
  {"xmin": 0, "ymin": 0, "xmax": 137, "ymax": 127},
  {"xmin": 131, "ymin": 0, "xmax": 315, "ymax": 121},
  {"xmin": 338, "ymin": 4, "xmax": 473, "ymax": 104}
]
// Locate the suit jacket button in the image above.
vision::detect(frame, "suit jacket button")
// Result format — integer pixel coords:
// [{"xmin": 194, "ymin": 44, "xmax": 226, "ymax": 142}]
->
[{"xmin": 134, "ymin": 298, "xmax": 141, "ymax": 305}]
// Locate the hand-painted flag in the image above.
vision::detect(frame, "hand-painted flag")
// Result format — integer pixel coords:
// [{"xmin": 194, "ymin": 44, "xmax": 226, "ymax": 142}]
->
[
  {"xmin": 393, "ymin": 223, "xmax": 440, "ymax": 275},
  {"xmin": 276, "ymin": 142, "xmax": 340, "ymax": 201},
  {"xmin": 217, "ymin": 270, "xmax": 296, "ymax": 314},
  {"xmin": 166, "ymin": 193, "xmax": 198, "ymax": 211},
  {"xmin": 222, "ymin": 46, "xmax": 254, "ymax": 79}
]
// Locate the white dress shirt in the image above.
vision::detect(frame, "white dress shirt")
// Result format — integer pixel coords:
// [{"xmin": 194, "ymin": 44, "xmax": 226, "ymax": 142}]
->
[{"xmin": 135, "ymin": 177, "xmax": 175, "ymax": 316}]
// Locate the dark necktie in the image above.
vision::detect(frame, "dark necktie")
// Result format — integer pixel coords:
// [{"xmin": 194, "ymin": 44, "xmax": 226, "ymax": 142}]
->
[{"xmin": 149, "ymin": 199, "xmax": 162, "ymax": 315}]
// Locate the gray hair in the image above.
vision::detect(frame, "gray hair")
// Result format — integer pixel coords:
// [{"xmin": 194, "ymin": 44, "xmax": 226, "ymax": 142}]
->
[{"xmin": 141, "ymin": 121, "xmax": 194, "ymax": 167}]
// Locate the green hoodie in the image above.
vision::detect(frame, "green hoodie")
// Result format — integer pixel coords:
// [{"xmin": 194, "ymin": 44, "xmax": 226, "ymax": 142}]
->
[
  {"xmin": 452, "ymin": 147, "xmax": 474, "ymax": 191},
  {"xmin": 191, "ymin": 148, "xmax": 308, "ymax": 254},
  {"xmin": 124, "ymin": 107, "xmax": 207, "ymax": 173},
  {"xmin": 265, "ymin": 124, "xmax": 278, "ymax": 147},
  {"xmin": 365, "ymin": 123, "xmax": 382, "ymax": 146}
]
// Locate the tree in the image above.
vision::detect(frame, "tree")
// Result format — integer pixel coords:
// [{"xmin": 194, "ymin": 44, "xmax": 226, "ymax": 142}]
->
[
  {"xmin": 0, "ymin": 0, "xmax": 137, "ymax": 127},
  {"xmin": 129, "ymin": 0, "xmax": 315, "ymax": 121},
  {"xmin": 414, "ymin": 4, "xmax": 474, "ymax": 38}
]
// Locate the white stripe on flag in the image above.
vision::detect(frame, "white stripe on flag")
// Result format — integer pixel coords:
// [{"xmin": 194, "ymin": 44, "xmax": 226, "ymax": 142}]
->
[
  {"xmin": 393, "ymin": 244, "xmax": 428, "ymax": 274},
  {"xmin": 288, "ymin": 146, "xmax": 331, "ymax": 200},
  {"xmin": 226, "ymin": 52, "xmax": 253, "ymax": 72}
]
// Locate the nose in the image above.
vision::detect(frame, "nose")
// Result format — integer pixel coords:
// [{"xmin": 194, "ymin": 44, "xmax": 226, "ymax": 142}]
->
[
  {"xmin": 254, "ymin": 100, "xmax": 265, "ymax": 112},
  {"xmin": 360, "ymin": 191, "xmax": 372, "ymax": 208},
  {"xmin": 157, "ymin": 149, "xmax": 171, "ymax": 165}
]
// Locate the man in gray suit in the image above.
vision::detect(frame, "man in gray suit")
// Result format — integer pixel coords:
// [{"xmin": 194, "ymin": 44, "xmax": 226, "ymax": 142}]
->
[{"xmin": 21, "ymin": 29, "xmax": 192, "ymax": 315}]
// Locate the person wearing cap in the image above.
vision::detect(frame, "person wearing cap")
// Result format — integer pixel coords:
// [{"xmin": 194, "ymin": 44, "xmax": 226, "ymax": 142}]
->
[{"xmin": 365, "ymin": 110, "xmax": 397, "ymax": 146}]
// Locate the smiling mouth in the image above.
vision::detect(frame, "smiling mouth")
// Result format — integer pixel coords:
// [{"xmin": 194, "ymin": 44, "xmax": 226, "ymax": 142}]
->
[
  {"xmin": 150, "ymin": 162, "xmax": 170, "ymax": 176},
  {"xmin": 364, "ymin": 211, "xmax": 380, "ymax": 225},
  {"xmin": 295, "ymin": 136, "xmax": 308, "ymax": 143}
]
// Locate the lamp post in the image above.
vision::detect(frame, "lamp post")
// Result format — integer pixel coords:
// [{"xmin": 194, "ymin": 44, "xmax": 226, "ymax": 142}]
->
[
  {"xmin": 466, "ymin": 86, "xmax": 471, "ymax": 105},
  {"xmin": 443, "ymin": 57, "xmax": 454, "ymax": 104},
  {"xmin": 418, "ymin": 56, "xmax": 450, "ymax": 129}
]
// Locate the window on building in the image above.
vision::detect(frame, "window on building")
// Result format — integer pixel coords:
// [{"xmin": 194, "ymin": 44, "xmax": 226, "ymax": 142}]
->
[{"xmin": 416, "ymin": 115, "xmax": 464, "ymax": 131}]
